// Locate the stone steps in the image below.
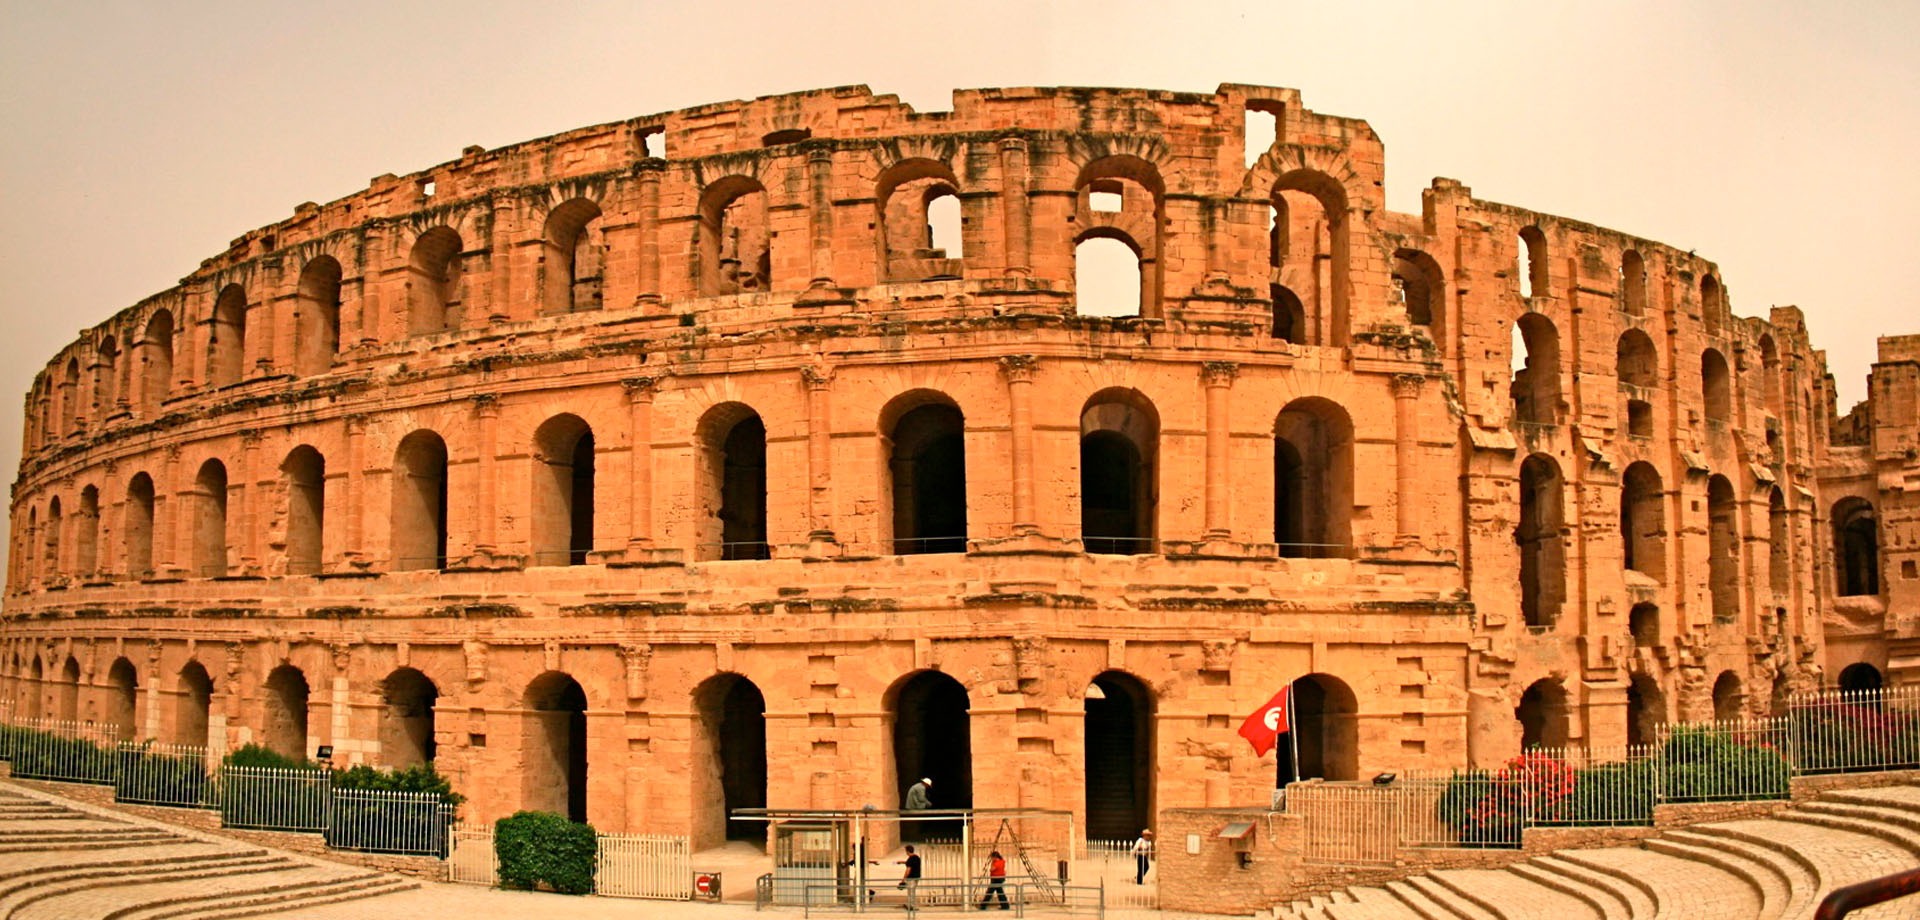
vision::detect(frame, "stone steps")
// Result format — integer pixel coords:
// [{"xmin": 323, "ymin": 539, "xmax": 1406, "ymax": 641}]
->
[
  {"xmin": 1663, "ymin": 827, "xmax": 1810, "ymax": 919},
  {"xmin": 0, "ymin": 849, "xmax": 269, "ymax": 905},
  {"xmin": 1381, "ymin": 878, "xmax": 1463, "ymax": 920},
  {"xmin": 12, "ymin": 858, "xmax": 395, "ymax": 920},
  {"xmin": 1536, "ymin": 845, "xmax": 1764, "ymax": 917},
  {"xmin": 0, "ymin": 827, "xmax": 181, "ymax": 852},
  {"xmin": 1641, "ymin": 835, "xmax": 1778, "ymax": 918},
  {"xmin": 1711, "ymin": 814, "xmax": 1916, "ymax": 895},
  {"xmin": 1400, "ymin": 875, "xmax": 1498, "ymax": 920},
  {"xmin": 1324, "ymin": 886, "xmax": 1425, "ymax": 920},
  {"xmin": 4, "ymin": 853, "xmax": 298, "ymax": 919},
  {"xmin": 1522, "ymin": 853, "xmax": 1653, "ymax": 918},
  {"xmin": 104, "ymin": 870, "xmax": 416, "ymax": 920},
  {"xmin": 1504, "ymin": 859, "xmax": 1619, "ymax": 918},
  {"xmin": 1780, "ymin": 805, "xmax": 1920, "ymax": 858},
  {"xmin": 1431, "ymin": 866, "xmax": 1600, "ymax": 919}
]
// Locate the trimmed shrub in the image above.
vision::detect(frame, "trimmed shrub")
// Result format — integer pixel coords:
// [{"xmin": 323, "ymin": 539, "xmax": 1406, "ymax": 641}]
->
[
  {"xmin": 223, "ymin": 743, "xmax": 315, "ymax": 771},
  {"xmin": 114, "ymin": 746, "xmax": 209, "ymax": 807},
  {"xmin": 495, "ymin": 810, "xmax": 597, "ymax": 895},
  {"xmin": 333, "ymin": 762, "xmax": 465, "ymax": 806},
  {"xmin": 1658, "ymin": 726, "xmax": 1789, "ymax": 802},
  {"xmin": 1437, "ymin": 769, "xmax": 1522, "ymax": 847}
]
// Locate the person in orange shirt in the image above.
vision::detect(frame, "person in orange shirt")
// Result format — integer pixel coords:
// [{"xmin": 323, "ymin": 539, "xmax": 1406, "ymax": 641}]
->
[{"xmin": 977, "ymin": 849, "xmax": 1009, "ymax": 910}]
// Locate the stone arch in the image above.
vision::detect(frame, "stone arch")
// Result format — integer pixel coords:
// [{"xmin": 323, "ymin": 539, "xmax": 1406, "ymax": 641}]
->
[
  {"xmin": 263, "ymin": 664, "xmax": 310, "ymax": 761},
  {"xmin": 695, "ymin": 402, "xmax": 768, "ymax": 561},
  {"xmin": 1074, "ymin": 155, "xmax": 1164, "ymax": 317},
  {"xmin": 1626, "ymin": 673, "xmax": 1664, "ymax": 748},
  {"xmin": 295, "ymin": 256, "xmax": 343, "ymax": 376},
  {"xmin": 522, "ymin": 671, "xmax": 588, "ymax": 822},
  {"xmin": 542, "ymin": 197, "xmax": 605, "ymax": 314},
  {"xmin": 1620, "ymin": 249, "xmax": 1647, "ymax": 315},
  {"xmin": 1074, "ymin": 231, "xmax": 1144, "ymax": 318},
  {"xmin": 1518, "ymin": 454, "xmax": 1565, "ymax": 628},
  {"xmin": 209, "ymin": 284, "xmax": 248, "ymax": 388},
  {"xmin": 698, "ymin": 175, "xmax": 771, "ymax": 295},
  {"xmin": 876, "ymin": 157, "xmax": 965, "ymax": 282},
  {"xmin": 24, "ymin": 656, "xmax": 44, "ymax": 720},
  {"xmin": 76, "ymin": 485, "xmax": 99, "ymax": 578},
  {"xmin": 105, "ymin": 656, "xmax": 137, "ymax": 738},
  {"xmin": 282, "ymin": 445, "xmax": 326, "ymax": 575},
  {"xmin": 1618, "ymin": 329, "xmax": 1658, "ymax": 389},
  {"xmin": 531, "ymin": 414, "xmax": 596, "ymax": 566},
  {"xmin": 1271, "ymin": 285, "xmax": 1307, "ymax": 344},
  {"xmin": 1275, "ymin": 397, "xmax": 1354, "ymax": 558},
  {"xmin": 1703, "ymin": 349, "xmax": 1732, "ymax": 423},
  {"xmin": 59, "ymin": 356, "xmax": 80, "ymax": 434},
  {"xmin": 41, "ymin": 496, "xmax": 62, "ymax": 580},
  {"xmin": 1081, "ymin": 388, "xmax": 1160, "ymax": 554},
  {"xmin": 176, "ymin": 661, "xmax": 212, "ymax": 747},
  {"xmin": 57, "ymin": 655, "xmax": 81, "ymax": 722},
  {"xmin": 1282, "ymin": 674, "xmax": 1359, "ymax": 783},
  {"xmin": 94, "ymin": 335, "xmax": 121, "ymax": 416},
  {"xmin": 1701, "ymin": 274, "xmax": 1724, "ymax": 335},
  {"xmin": 1517, "ymin": 226, "xmax": 1548, "ymax": 299},
  {"xmin": 392, "ymin": 430, "xmax": 449, "ymax": 571},
  {"xmin": 1084, "ymin": 671, "xmax": 1155, "ymax": 839},
  {"xmin": 406, "ymin": 226, "xmax": 465, "ymax": 336},
  {"xmin": 125, "ymin": 472, "xmax": 156, "ymax": 579},
  {"xmin": 1274, "ymin": 168, "xmax": 1351, "ymax": 344},
  {"xmin": 1516, "ymin": 678, "xmax": 1569, "ymax": 750},
  {"xmin": 1708, "ymin": 475, "xmax": 1739, "ymax": 622},
  {"xmin": 1510, "ymin": 312, "xmax": 1561, "ymax": 425},
  {"xmin": 380, "ymin": 667, "xmax": 438, "ymax": 768},
  {"xmin": 1758, "ymin": 334, "xmax": 1784, "ymax": 417},
  {"xmin": 1832, "ymin": 497, "xmax": 1879, "ymax": 597},
  {"xmin": 1391, "ymin": 248, "xmax": 1444, "ymax": 340},
  {"xmin": 692, "ymin": 672, "xmax": 768, "ymax": 848},
  {"xmin": 139, "ymin": 308, "xmax": 175, "ymax": 413},
  {"xmin": 887, "ymin": 669, "xmax": 972, "ymax": 839},
  {"xmin": 192, "ymin": 459, "xmax": 228, "ymax": 578},
  {"xmin": 1621, "ymin": 462, "xmax": 1666, "ymax": 583},
  {"xmin": 1768, "ymin": 487, "xmax": 1790, "ymax": 595},
  {"xmin": 1629, "ymin": 603, "xmax": 1660, "ymax": 648},
  {"xmin": 1838, "ymin": 662, "xmax": 1883, "ymax": 695},
  {"xmin": 881, "ymin": 390, "xmax": 967, "ymax": 554},
  {"xmin": 1712, "ymin": 671, "xmax": 1745, "ymax": 722}
]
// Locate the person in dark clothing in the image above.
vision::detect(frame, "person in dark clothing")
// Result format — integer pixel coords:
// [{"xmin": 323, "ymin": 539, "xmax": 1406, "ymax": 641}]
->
[
  {"xmin": 977, "ymin": 849, "xmax": 1009, "ymax": 910},
  {"xmin": 899, "ymin": 844, "xmax": 923, "ymax": 909}
]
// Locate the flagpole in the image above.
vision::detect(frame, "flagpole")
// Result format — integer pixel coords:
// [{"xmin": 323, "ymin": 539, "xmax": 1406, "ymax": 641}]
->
[{"xmin": 1287, "ymin": 682, "xmax": 1301, "ymax": 787}]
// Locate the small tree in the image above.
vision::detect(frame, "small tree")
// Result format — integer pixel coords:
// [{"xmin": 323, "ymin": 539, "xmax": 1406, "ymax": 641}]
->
[{"xmin": 495, "ymin": 810, "xmax": 597, "ymax": 895}]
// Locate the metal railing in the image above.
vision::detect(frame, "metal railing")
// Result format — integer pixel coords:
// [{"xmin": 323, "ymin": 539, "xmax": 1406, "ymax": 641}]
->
[
  {"xmin": 1082, "ymin": 536, "xmax": 1158, "ymax": 555},
  {"xmin": 1789, "ymin": 685, "xmax": 1920, "ymax": 774},
  {"xmin": 1655, "ymin": 719, "xmax": 1790, "ymax": 803},
  {"xmin": 1519, "ymin": 744, "xmax": 1657, "ymax": 827},
  {"xmin": 3, "ymin": 718, "xmax": 122, "ymax": 783},
  {"xmin": 447, "ymin": 825, "xmax": 500, "ymax": 885},
  {"xmin": 1290, "ymin": 784, "xmax": 1401, "ymax": 864},
  {"xmin": 218, "ymin": 765, "xmax": 332, "ymax": 832},
  {"xmin": 113, "ymin": 741, "xmax": 213, "ymax": 807},
  {"xmin": 326, "ymin": 787, "xmax": 455, "ymax": 857},
  {"xmin": 794, "ymin": 878, "xmax": 1104, "ymax": 916},
  {"xmin": 596, "ymin": 832, "xmax": 693, "ymax": 900}
]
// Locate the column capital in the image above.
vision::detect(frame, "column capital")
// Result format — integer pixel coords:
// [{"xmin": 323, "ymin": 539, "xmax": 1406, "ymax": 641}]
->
[
  {"xmin": 343, "ymin": 412, "xmax": 371, "ymax": 433},
  {"xmin": 472, "ymin": 393, "xmax": 502, "ymax": 417},
  {"xmin": 998, "ymin": 354, "xmax": 1040, "ymax": 383},
  {"xmin": 622, "ymin": 376, "xmax": 662, "ymax": 402},
  {"xmin": 801, "ymin": 365, "xmax": 836, "ymax": 389},
  {"xmin": 1201, "ymin": 361, "xmax": 1240, "ymax": 387},
  {"xmin": 1391, "ymin": 374, "xmax": 1427, "ymax": 399}
]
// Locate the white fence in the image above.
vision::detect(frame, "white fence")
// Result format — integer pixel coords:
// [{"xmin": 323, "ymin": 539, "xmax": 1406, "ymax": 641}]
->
[
  {"xmin": 1789, "ymin": 684, "xmax": 1920, "ymax": 774},
  {"xmin": 216, "ymin": 764, "xmax": 332, "ymax": 832},
  {"xmin": 326, "ymin": 787, "xmax": 455, "ymax": 857},
  {"xmin": 113, "ymin": 741, "xmax": 213, "ymax": 807},
  {"xmin": 1289, "ymin": 784, "xmax": 1400, "ymax": 865},
  {"xmin": 4, "ymin": 717, "xmax": 122, "ymax": 783},
  {"xmin": 596, "ymin": 832, "xmax": 693, "ymax": 900},
  {"xmin": 447, "ymin": 825, "xmax": 499, "ymax": 885}
]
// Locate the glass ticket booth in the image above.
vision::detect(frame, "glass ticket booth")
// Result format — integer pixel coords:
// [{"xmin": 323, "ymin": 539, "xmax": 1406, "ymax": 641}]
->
[{"xmin": 771, "ymin": 821, "xmax": 845, "ymax": 906}]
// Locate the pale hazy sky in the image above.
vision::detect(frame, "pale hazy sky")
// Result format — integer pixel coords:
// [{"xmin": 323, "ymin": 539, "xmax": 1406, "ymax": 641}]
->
[{"xmin": 2, "ymin": 1, "xmax": 1915, "ymax": 573}]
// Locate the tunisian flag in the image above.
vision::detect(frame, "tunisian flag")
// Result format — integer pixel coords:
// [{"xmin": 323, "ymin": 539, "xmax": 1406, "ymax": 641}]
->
[{"xmin": 1236, "ymin": 686, "xmax": 1293, "ymax": 756}]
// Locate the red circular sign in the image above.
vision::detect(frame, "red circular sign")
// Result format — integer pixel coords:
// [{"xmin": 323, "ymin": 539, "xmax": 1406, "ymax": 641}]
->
[{"xmin": 696, "ymin": 874, "xmax": 716, "ymax": 894}]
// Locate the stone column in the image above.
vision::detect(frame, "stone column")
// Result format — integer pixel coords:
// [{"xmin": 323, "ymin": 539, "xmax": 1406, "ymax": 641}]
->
[
  {"xmin": 160, "ymin": 445, "xmax": 184, "ymax": 577},
  {"xmin": 239, "ymin": 430, "xmax": 263, "ymax": 574},
  {"xmin": 999, "ymin": 355, "xmax": 1039, "ymax": 534},
  {"xmin": 802, "ymin": 366, "xmax": 836, "ymax": 542},
  {"xmin": 807, "ymin": 148, "xmax": 836, "ymax": 290},
  {"xmin": 474, "ymin": 394, "xmax": 500, "ymax": 556},
  {"xmin": 636, "ymin": 168, "xmax": 663, "ymax": 308},
  {"xmin": 342, "ymin": 414, "xmax": 367, "ymax": 567},
  {"xmin": 999, "ymin": 138, "xmax": 1031, "ymax": 278},
  {"xmin": 144, "ymin": 640, "xmax": 164, "ymax": 741},
  {"xmin": 1202, "ymin": 362, "xmax": 1238, "ymax": 540},
  {"xmin": 623, "ymin": 377, "xmax": 658, "ymax": 553},
  {"xmin": 1392, "ymin": 374, "xmax": 1425, "ymax": 543}
]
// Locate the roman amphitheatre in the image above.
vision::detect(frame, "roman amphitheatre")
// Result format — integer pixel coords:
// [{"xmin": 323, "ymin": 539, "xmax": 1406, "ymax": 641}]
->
[{"xmin": 0, "ymin": 82, "xmax": 1915, "ymax": 917}]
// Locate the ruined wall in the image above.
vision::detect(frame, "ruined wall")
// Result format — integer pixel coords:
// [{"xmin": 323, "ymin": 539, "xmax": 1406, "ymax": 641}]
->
[{"xmin": 0, "ymin": 83, "xmax": 1908, "ymax": 837}]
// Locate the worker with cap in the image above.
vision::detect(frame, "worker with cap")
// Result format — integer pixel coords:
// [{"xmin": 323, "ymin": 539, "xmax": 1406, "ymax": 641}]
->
[{"xmin": 905, "ymin": 777, "xmax": 932, "ymax": 810}]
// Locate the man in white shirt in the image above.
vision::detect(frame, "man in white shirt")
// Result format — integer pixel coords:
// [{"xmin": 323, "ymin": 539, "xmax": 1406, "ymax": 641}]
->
[{"xmin": 1131, "ymin": 829, "xmax": 1153, "ymax": 884}]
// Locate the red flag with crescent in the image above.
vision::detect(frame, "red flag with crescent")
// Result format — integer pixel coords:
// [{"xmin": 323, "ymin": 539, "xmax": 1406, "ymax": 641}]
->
[{"xmin": 1237, "ymin": 686, "xmax": 1292, "ymax": 756}]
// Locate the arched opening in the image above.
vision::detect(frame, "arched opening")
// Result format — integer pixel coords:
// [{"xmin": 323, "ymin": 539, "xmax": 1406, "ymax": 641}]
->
[
  {"xmin": 1711, "ymin": 671, "xmax": 1745, "ymax": 722},
  {"xmin": 1510, "ymin": 314, "xmax": 1561, "ymax": 425},
  {"xmin": 76, "ymin": 486, "xmax": 99, "ymax": 578},
  {"xmin": 542, "ymin": 198, "xmax": 604, "ymax": 314},
  {"xmin": 1275, "ymin": 171, "xmax": 1349, "ymax": 344},
  {"xmin": 1838, "ymin": 663, "xmax": 1884, "ymax": 695},
  {"xmin": 1274, "ymin": 398, "xmax": 1354, "ymax": 559},
  {"xmin": 1517, "ymin": 227, "xmax": 1548, "ymax": 299},
  {"xmin": 1516, "ymin": 679, "xmax": 1569, "ymax": 750},
  {"xmin": 1268, "ymin": 195, "xmax": 1290, "ymax": 268},
  {"xmin": 1621, "ymin": 462, "xmax": 1666, "ymax": 583},
  {"xmin": 1084, "ymin": 672, "xmax": 1155, "ymax": 839},
  {"xmin": 1833, "ymin": 498, "xmax": 1880, "ymax": 596},
  {"xmin": 523, "ymin": 671, "xmax": 588, "ymax": 822},
  {"xmin": 1626, "ymin": 674, "xmax": 1664, "ymax": 748},
  {"xmin": 885, "ymin": 396, "xmax": 967, "ymax": 554},
  {"xmin": 24, "ymin": 657, "xmax": 45, "ymax": 720},
  {"xmin": 125, "ymin": 473, "xmax": 156, "ymax": 578},
  {"xmin": 698, "ymin": 176, "xmax": 771, "ymax": 295},
  {"xmin": 1517, "ymin": 454, "xmax": 1565, "ymax": 628},
  {"xmin": 1620, "ymin": 250, "xmax": 1646, "ymax": 316},
  {"xmin": 1391, "ymin": 248, "xmax": 1443, "ymax": 335},
  {"xmin": 282, "ymin": 446, "xmax": 325, "ymax": 575},
  {"xmin": 532, "ymin": 415, "xmax": 595, "ymax": 566},
  {"xmin": 1617, "ymin": 330, "xmax": 1657, "ymax": 437},
  {"xmin": 176, "ymin": 662, "xmax": 212, "ymax": 747},
  {"xmin": 1759, "ymin": 335, "xmax": 1784, "ymax": 418},
  {"xmin": 697, "ymin": 405, "xmax": 768, "ymax": 561},
  {"xmin": 57, "ymin": 656, "xmax": 81, "ymax": 722},
  {"xmin": 210, "ymin": 284, "xmax": 248, "ymax": 388},
  {"xmin": 1081, "ymin": 390, "xmax": 1158, "ymax": 554},
  {"xmin": 1708, "ymin": 475, "xmax": 1739, "ymax": 622},
  {"xmin": 1074, "ymin": 234, "xmax": 1143, "ymax": 318},
  {"xmin": 392, "ymin": 431, "xmax": 449, "ymax": 571},
  {"xmin": 1769, "ymin": 488, "xmax": 1790, "ymax": 595},
  {"xmin": 1700, "ymin": 275, "xmax": 1723, "ymax": 335},
  {"xmin": 694, "ymin": 673, "xmax": 767, "ymax": 847},
  {"xmin": 106, "ymin": 657, "xmax": 137, "ymax": 738},
  {"xmin": 876, "ymin": 159, "xmax": 965, "ymax": 281},
  {"xmin": 1702, "ymin": 349, "xmax": 1731, "ymax": 423},
  {"xmin": 42, "ymin": 498, "xmax": 62, "ymax": 580},
  {"xmin": 1629, "ymin": 603, "xmax": 1660, "ymax": 648},
  {"xmin": 94, "ymin": 337, "xmax": 121, "ymax": 415},
  {"xmin": 1277, "ymin": 674, "xmax": 1359, "ymax": 783},
  {"xmin": 890, "ymin": 670, "xmax": 972, "ymax": 839},
  {"xmin": 140, "ymin": 310, "xmax": 175, "ymax": 413},
  {"xmin": 1270, "ymin": 285, "xmax": 1307, "ymax": 344},
  {"xmin": 59, "ymin": 358, "xmax": 80, "ymax": 434},
  {"xmin": 295, "ymin": 256, "xmax": 342, "ymax": 376},
  {"xmin": 193, "ymin": 459, "xmax": 229, "ymax": 578},
  {"xmin": 263, "ymin": 664, "xmax": 310, "ymax": 761},
  {"xmin": 407, "ymin": 227, "xmax": 464, "ymax": 336},
  {"xmin": 380, "ymin": 668, "xmax": 438, "ymax": 768}
]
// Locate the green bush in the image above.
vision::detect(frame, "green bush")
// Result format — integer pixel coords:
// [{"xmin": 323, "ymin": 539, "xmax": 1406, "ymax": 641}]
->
[
  {"xmin": 222, "ymin": 743, "xmax": 316, "ymax": 771},
  {"xmin": 114, "ymin": 746, "xmax": 209, "ymax": 806},
  {"xmin": 1563, "ymin": 760, "xmax": 1654, "ymax": 824},
  {"xmin": 1658, "ymin": 726, "xmax": 1789, "ymax": 802},
  {"xmin": 495, "ymin": 811, "xmax": 597, "ymax": 894},
  {"xmin": 7, "ymin": 726, "xmax": 115, "ymax": 783},
  {"xmin": 1437, "ymin": 769, "xmax": 1521, "ymax": 847},
  {"xmin": 333, "ymin": 762, "xmax": 465, "ymax": 806}
]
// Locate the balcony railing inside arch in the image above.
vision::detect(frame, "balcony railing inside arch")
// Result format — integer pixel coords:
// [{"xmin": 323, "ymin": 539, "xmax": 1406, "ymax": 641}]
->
[{"xmin": 1285, "ymin": 684, "xmax": 1920, "ymax": 865}]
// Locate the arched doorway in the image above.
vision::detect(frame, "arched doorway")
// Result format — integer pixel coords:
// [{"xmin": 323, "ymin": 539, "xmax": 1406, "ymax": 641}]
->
[
  {"xmin": 694, "ymin": 673, "xmax": 768, "ymax": 847},
  {"xmin": 105, "ymin": 657, "xmax": 138, "ymax": 738},
  {"xmin": 885, "ymin": 396, "xmax": 967, "ymax": 555},
  {"xmin": 532, "ymin": 414, "xmax": 595, "ymax": 566},
  {"xmin": 381, "ymin": 668, "xmax": 438, "ymax": 768},
  {"xmin": 1278, "ymin": 674, "xmax": 1358, "ymax": 783},
  {"xmin": 1711, "ymin": 671, "xmax": 1745, "ymax": 722},
  {"xmin": 1080, "ymin": 391, "xmax": 1158, "ymax": 554},
  {"xmin": 891, "ymin": 671, "xmax": 972, "ymax": 839},
  {"xmin": 524, "ymin": 672, "xmax": 588, "ymax": 823},
  {"xmin": 1516, "ymin": 679, "xmax": 1569, "ymax": 750},
  {"xmin": 1626, "ymin": 674, "xmax": 1664, "ymax": 748},
  {"xmin": 263, "ymin": 665, "xmax": 310, "ymax": 761},
  {"xmin": 1083, "ymin": 672, "xmax": 1154, "ymax": 839},
  {"xmin": 57, "ymin": 656, "xmax": 81, "ymax": 722},
  {"xmin": 176, "ymin": 662, "xmax": 212, "ymax": 747},
  {"xmin": 1838, "ymin": 663, "xmax": 1883, "ymax": 695}
]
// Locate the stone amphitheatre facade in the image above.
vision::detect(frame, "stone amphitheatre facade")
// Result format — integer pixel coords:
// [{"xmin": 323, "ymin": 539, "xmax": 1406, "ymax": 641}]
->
[{"xmin": 2, "ymin": 83, "xmax": 1915, "ymax": 847}]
